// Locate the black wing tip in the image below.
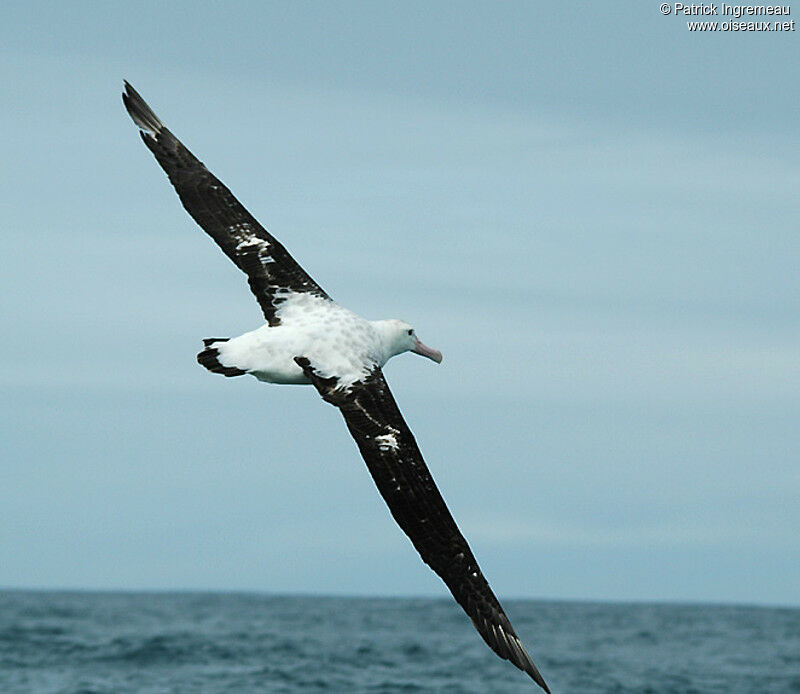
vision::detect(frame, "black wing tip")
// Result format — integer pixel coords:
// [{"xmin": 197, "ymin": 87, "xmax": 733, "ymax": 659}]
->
[
  {"xmin": 522, "ymin": 651, "xmax": 551, "ymax": 692},
  {"xmin": 534, "ymin": 675, "xmax": 551, "ymax": 693},
  {"xmin": 122, "ymin": 80, "xmax": 163, "ymax": 135},
  {"xmin": 477, "ymin": 616, "xmax": 549, "ymax": 691},
  {"xmin": 504, "ymin": 637, "xmax": 550, "ymax": 692},
  {"xmin": 514, "ymin": 640, "xmax": 550, "ymax": 692}
]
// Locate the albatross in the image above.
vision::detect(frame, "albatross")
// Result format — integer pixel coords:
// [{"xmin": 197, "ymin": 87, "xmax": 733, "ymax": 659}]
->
[{"xmin": 122, "ymin": 81, "xmax": 550, "ymax": 692}]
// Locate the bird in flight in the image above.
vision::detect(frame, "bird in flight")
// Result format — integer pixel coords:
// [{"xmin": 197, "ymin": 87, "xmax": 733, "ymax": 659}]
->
[{"xmin": 122, "ymin": 81, "xmax": 550, "ymax": 692}]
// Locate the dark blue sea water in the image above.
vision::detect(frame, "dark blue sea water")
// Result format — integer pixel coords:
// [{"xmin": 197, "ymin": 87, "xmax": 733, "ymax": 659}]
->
[{"xmin": 0, "ymin": 591, "xmax": 798, "ymax": 693}]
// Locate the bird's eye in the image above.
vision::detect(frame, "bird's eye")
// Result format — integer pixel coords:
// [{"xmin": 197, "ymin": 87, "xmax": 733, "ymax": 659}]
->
[{"xmin": 407, "ymin": 329, "xmax": 413, "ymax": 335}]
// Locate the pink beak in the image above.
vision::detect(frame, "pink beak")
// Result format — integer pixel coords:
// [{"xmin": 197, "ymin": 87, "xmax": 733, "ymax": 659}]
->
[{"xmin": 412, "ymin": 337, "xmax": 443, "ymax": 364}]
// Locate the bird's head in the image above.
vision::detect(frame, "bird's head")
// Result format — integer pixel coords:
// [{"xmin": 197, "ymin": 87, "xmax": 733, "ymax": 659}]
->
[{"xmin": 375, "ymin": 319, "xmax": 443, "ymax": 365}]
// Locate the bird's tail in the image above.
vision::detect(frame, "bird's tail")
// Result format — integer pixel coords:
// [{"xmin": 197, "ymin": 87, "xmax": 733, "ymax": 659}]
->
[{"xmin": 197, "ymin": 338, "xmax": 247, "ymax": 377}]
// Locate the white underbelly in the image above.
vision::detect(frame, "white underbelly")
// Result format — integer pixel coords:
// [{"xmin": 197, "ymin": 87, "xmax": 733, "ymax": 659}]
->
[
  {"xmin": 250, "ymin": 360, "xmax": 310, "ymax": 385},
  {"xmin": 213, "ymin": 316, "xmax": 377, "ymax": 386},
  {"xmin": 216, "ymin": 328, "xmax": 310, "ymax": 384}
]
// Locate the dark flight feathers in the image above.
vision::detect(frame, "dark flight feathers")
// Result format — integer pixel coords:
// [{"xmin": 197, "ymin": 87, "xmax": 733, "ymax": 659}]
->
[
  {"xmin": 122, "ymin": 81, "xmax": 329, "ymax": 326},
  {"xmin": 295, "ymin": 358, "xmax": 550, "ymax": 692}
]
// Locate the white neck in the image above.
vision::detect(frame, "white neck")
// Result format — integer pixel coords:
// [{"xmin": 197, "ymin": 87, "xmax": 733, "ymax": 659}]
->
[{"xmin": 370, "ymin": 319, "xmax": 407, "ymax": 365}]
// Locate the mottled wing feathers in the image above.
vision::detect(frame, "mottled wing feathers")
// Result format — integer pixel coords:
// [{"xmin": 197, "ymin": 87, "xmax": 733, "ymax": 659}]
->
[
  {"xmin": 122, "ymin": 82, "xmax": 329, "ymax": 325},
  {"xmin": 295, "ymin": 358, "xmax": 550, "ymax": 693}
]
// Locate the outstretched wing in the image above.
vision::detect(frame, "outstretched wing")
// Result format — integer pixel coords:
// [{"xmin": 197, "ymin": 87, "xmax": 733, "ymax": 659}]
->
[
  {"xmin": 122, "ymin": 81, "xmax": 329, "ymax": 326},
  {"xmin": 294, "ymin": 358, "xmax": 550, "ymax": 693}
]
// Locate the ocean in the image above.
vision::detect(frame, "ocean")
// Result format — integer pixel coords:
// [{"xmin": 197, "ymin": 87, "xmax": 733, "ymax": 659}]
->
[{"xmin": 0, "ymin": 591, "xmax": 797, "ymax": 693}]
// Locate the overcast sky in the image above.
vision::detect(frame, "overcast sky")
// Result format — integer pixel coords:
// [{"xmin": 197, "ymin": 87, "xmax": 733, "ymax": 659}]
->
[{"xmin": 2, "ymin": 1, "xmax": 798, "ymax": 606}]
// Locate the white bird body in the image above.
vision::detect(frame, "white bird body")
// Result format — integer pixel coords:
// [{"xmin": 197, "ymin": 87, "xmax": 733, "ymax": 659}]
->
[{"xmin": 208, "ymin": 296, "xmax": 415, "ymax": 386}]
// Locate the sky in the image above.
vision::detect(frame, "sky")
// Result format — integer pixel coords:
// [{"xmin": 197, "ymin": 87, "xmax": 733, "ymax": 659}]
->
[{"xmin": 1, "ymin": 1, "xmax": 798, "ymax": 606}]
